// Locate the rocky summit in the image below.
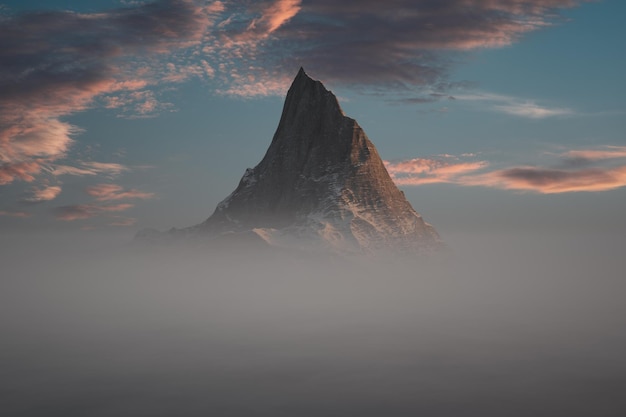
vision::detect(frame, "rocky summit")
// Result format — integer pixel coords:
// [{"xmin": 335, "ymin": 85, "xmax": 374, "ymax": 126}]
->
[{"xmin": 138, "ymin": 68, "xmax": 442, "ymax": 256}]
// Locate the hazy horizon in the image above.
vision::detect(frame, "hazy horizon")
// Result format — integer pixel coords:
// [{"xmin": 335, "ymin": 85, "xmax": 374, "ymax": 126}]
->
[{"xmin": 2, "ymin": 230, "xmax": 626, "ymax": 416}]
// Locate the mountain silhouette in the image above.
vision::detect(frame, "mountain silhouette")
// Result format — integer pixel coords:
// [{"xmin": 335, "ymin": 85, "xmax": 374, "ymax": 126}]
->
[{"xmin": 138, "ymin": 68, "xmax": 442, "ymax": 255}]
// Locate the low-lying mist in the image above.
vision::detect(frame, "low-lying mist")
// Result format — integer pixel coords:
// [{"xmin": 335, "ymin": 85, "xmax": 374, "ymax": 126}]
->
[{"xmin": 2, "ymin": 230, "xmax": 625, "ymax": 416}]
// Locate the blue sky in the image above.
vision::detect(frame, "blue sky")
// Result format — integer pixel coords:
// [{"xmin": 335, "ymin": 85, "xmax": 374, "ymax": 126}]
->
[{"xmin": 0, "ymin": 0, "xmax": 624, "ymax": 235}]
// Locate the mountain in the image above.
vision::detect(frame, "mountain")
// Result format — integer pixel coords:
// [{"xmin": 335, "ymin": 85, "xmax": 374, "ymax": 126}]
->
[{"xmin": 138, "ymin": 68, "xmax": 442, "ymax": 256}]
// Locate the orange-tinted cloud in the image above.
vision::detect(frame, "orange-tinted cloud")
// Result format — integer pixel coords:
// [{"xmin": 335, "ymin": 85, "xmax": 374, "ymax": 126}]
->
[
  {"xmin": 55, "ymin": 203, "xmax": 135, "ymax": 221},
  {"xmin": 562, "ymin": 146, "xmax": 626, "ymax": 162},
  {"xmin": 251, "ymin": 0, "xmax": 302, "ymax": 35},
  {"xmin": 85, "ymin": 184, "xmax": 155, "ymax": 202},
  {"xmin": 53, "ymin": 182, "xmax": 151, "ymax": 223},
  {"xmin": 0, "ymin": 161, "xmax": 42, "ymax": 185},
  {"xmin": 465, "ymin": 166, "xmax": 626, "ymax": 193},
  {"xmin": 22, "ymin": 186, "xmax": 62, "ymax": 203},
  {"xmin": 385, "ymin": 157, "xmax": 489, "ymax": 185},
  {"xmin": 51, "ymin": 161, "xmax": 130, "ymax": 177},
  {"xmin": 387, "ymin": 147, "xmax": 626, "ymax": 194}
]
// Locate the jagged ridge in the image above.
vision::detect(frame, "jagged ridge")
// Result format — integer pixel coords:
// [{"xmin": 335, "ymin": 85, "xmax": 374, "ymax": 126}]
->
[{"xmin": 194, "ymin": 68, "xmax": 442, "ymax": 254}]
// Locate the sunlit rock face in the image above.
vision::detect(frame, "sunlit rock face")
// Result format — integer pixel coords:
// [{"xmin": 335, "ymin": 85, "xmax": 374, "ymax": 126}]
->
[{"xmin": 141, "ymin": 68, "xmax": 442, "ymax": 255}]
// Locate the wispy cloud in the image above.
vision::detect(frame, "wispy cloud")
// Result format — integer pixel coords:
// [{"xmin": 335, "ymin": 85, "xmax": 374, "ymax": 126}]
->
[
  {"xmin": 55, "ymin": 203, "xmax": 135, "ymax": 221},
  {"xmin": 561, "ymin": 146, "xmax": 626, "ymax": 162},
  {"xmin": 248, "ymin": 0, "xmax": 302, "ymax": 35},
  {"xmin": 453, "ymin": 92, "xmax": 575, "ymax": 119},
  {"xmin": 493, "ymin": 103, "xmax": 573, "ymax": 119},
  {"xmin": 82, "ymin": 162, "xmax": 130, "ymax": 176},
  {"xmin": 50, "ymin": 161, "xmax": 131, "ymax": 178},
  {"xmin": 0, "ymin": 210, "xmax": 31, "ymax": 218},
  {"xmin": 22, "ymin": 185, "xmax": 62, "ymax": 203},
  {"xmin": 385, "ymin": 157, "xmax": 489, "ymax": 185},
  {"xmin": 53, "ymin": 181, "xmax": 153, "ymax": 223},
  {"xmin": 86, "ymin": 184, "xmax": 155, "ymax": 202},
  {"xmin": 386, "ymin": 145, "xmax": 626, "ymax": 194}
]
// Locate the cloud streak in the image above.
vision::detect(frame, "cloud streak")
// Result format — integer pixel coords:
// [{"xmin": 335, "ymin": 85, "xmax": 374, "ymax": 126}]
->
[
  {"xmin": 55, "ymin": 203, "xmax": 135, "ymax": 221},
  {"xmin": 86, "ymin": 184, "xmax": 155, "ymax": 202},
  {"xmin": 561, "ymin": 146, "xmax": 626, "ymax": 162},
  {"xmin": 53, "ymin": 182, "xmax": 153, "ymax": 223},
  {"xmin": 51, "ymin": 162, "xmax": 130, "ymax": 177},
  {"xmin": 386, "ymin": 146, "xmax": 626, "ymax": 194},
  {"xmin": 452, "ymin": 92, "xmax": 575, "ymax": 119},
  {"xmin": 248, "ymin": 0, "xmax": 302, "ymax": 35},
  {"xmin": 493, "ymin": 103, "xmax": 573, "ymax": 119},
  {"xmin": 470, "ymin": 166, "xmax": 626, "ymax": 193},
  {"xmin": 385, "ymin": 157, "xmax": 489, "ymax": 185}
]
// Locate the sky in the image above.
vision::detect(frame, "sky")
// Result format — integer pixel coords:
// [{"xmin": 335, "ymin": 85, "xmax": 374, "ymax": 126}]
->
[{"xmin": 0, "ymin": 0, "xmax": 624, "ymax": 236}]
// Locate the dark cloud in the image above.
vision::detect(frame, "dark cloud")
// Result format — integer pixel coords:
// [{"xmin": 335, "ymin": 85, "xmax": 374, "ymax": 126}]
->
[
  {"xmin": 216, "ymin": 0, "xmax": 591, "ymax": 95},
  {"xmin": 557, "ymin": 147, "xmax": 626, "ymax": 168},
  {"xmin": 494, "ymin": 166, "xmax": 626, "ymax": 193},
  {"xmin": 561, "ymin": 156, "xmax": 596, "ymax": 168},
  {"xmin": 0, "ymin": 0, "xmax": 212, "ymax": 106}
]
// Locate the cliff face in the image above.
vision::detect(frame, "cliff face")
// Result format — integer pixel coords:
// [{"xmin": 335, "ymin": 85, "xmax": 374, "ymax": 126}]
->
[{"xmin": 196, "ymin": 68, "xmax": 442, "ymax": 254}]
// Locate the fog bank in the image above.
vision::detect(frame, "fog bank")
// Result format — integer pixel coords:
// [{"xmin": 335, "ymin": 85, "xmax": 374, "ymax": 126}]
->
[{"xmin": 1, "ymin": 230, "xmax": 625, "ymax": 416}]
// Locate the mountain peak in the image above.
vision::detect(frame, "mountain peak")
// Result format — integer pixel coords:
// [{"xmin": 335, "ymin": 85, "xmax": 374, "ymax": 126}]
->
[
  {"xmin": 280, "ymin": 67, "xmax": 345, "ymax": 127},
  {"xmin": 296, "ymin": 65, "xmax": 307, "ymax": 78},
  {"xmin": 196, "ymin": 69, "xmax": 442, "ymax": 255},
  {"xmin": 138, "ymin": 69, "xmax": 442, "ymax": 256},
  {"xmin": 293, "ymin": 66, "xmax": 313, "ymax": 84}
]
